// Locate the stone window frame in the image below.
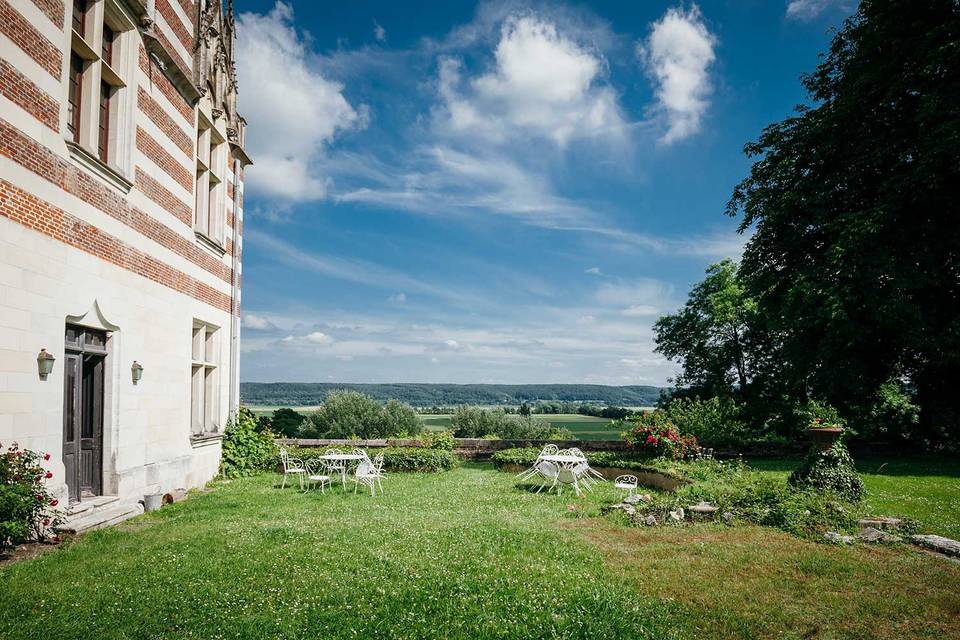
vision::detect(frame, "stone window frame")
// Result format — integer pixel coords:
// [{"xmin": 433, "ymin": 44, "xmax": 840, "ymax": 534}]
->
[
  {"xmin": 194, "ymin": 110, "xmax": 228, "ymax": 252},
  {"xmin": 63, "ymin": 0, "xmax": 137, "ymax": 193},
  {"xmin": 190, "ymin": 319, "xmax": 221, "ymax": 436}
]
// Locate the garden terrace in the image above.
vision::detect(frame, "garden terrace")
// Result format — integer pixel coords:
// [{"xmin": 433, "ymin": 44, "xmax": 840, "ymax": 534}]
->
[{"xmin": 2, "ymin": 460, "xmax": 959, "ymax": 639}]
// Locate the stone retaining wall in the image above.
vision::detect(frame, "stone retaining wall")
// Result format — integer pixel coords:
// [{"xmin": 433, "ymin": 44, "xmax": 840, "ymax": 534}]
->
[{"xmin": 276, "ymin": 438, "xmax": 630, "ymax": 459}]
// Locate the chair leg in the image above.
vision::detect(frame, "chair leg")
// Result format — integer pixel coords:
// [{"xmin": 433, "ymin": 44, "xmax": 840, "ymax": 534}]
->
[{"xmin": 280, "ymin": 473, "xmax": 287, "ymax": 490}]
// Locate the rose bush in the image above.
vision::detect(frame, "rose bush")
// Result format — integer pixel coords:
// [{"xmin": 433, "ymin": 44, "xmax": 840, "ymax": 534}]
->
[
  {"xmin": 620, "ymin": 411, "xmax": 699, "ymax": 460},
  {"xmin": 1, "ymin": 441, "xmax": 63, "ymax": 548}
]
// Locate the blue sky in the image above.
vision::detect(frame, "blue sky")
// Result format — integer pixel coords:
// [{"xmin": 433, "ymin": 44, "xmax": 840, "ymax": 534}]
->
[{"xmin": 233, "ymin": 0, "xmax": 855, "ymax": 385}]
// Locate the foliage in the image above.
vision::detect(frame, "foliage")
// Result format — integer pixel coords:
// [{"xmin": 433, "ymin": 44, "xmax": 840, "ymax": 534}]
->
[
  {"xmin": 305, "ymin": 391, "xmax": 424, "ymax": 439},
  {"xmin": 220, "ymin": 408, "xmax": 279, "ymax": 479},
  {"xmin": 240, "ymin": 382, "xmax": 663, "ymax": 408},
  {"xmin": 789, "ymin": 441, "xmax": 866, "ymax": 502},
  {"xmin": 660, "ymin": 396, "xmax": 749, "ymax": 448},
  {"xmin": 415, "ymin": 429, "xmax": 457, "ymax": 451},
  {"xmin": 284, "ymin": 447, "xmax": 457, "ymax": 473},
  {"xmin": 0, "ymin": 442, "xmax": 63, "ymax": 548},
  {"xmin": 859, "ymin": 381, "xmax": 921, "ymax": 442},
  {"xmin": 619, "ymin": 412, "xmax": 699, "ymax": 460},
  {"xmin": 263, "ymin": 408, "xmax": 306, "ymax": 438},
  {"xmin": 654, "ymin": 260, "xmax": 762, "ymax": 399},
  {"xmin": 726, "ymin": 1, "xmax": 960, "ymax": 443},
  {"xmin": 450, "ymin": 406, "xmax": 571, "ymax": 440}
]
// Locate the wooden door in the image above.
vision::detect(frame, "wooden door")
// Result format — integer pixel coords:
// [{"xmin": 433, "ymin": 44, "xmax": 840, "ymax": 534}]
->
[
  {"xmin": 62, "ymin": 325, "xmax": 106, "ymax": 502},
  {"xmin": 62, "ymin": 352, "xmax": 81, "ymax": 503}
]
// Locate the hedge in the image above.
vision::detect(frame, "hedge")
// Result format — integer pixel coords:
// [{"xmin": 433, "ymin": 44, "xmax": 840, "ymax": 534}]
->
[
  {"xmin": 281, "ymin": 447, "xmax": 458, "ymax": 473},
  {"xmin": 489, "ymin": 447, "xmax": 688, "ymax": 481}
]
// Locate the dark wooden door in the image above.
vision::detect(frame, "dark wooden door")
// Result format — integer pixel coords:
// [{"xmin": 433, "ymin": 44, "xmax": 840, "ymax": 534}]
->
[
  {"xmin": 62, "ymin": 353, "xmax": 81, "ymax": 503},
  {"xmin": 63, "ymin": 325, "xmax": 106, "ymax": 502}
]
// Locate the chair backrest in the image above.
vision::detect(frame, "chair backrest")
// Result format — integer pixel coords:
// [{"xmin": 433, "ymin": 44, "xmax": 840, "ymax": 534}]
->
[
  {"xmin": 352, "ymin": 448, "xmax": 369, "ymax": 461},
  {"xmin": 615, "ymin": 474, "xmax": 638, "ymax": 486},
  {"xmin": 304, "ymin": 459, "xmax": 323, "ymax": 475},
  {"xmin": 536, "ymin": 461, "xmax": 559, "ymax": 479},
  {"xmin": 279, "ymin": 447, "xmax": 289, "ymax": 470},
  {"xmin": 567, "ymin": 447, "xmax": 586, "ymax": 460},
  {"xmin": 541, "ymin": 444, "xmax": 559, "ymax": 457},
  {"xmin": 557, "ymin": 466, "xmax": 577, "ymax": 484},
  {"xmin": 356, "ymin": 461, "xmax": 373, "ymax": 476},
  {"xmin": 325, "ymin": 447, "xmax": 343, "ymax": 455},
  {"xmin": 372, "ymin": 454, "xmax": 384, "ymax": 472}
]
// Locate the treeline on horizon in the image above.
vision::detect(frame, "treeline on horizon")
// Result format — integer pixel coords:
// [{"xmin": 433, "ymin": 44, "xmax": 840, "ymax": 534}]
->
[{"xmin": 239, "ymin": 382, "xmax": 665, "ymax": 408}]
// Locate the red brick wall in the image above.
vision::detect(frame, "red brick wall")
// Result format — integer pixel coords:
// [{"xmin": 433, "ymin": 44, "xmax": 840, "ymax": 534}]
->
[
  {"xmin": 0, "ymin": 59, "xmax": 59, "ymax": 131},
  {"xmin": 134, "ymin": 168, "xmax": 193, "ymax": 226},
  {"xmin": 139, "ymin": 46, "xmax": 194, "ymax": 122},
  {"xmin": 138, "ymin": 87, "xmax": 193, "ymax": 158},
  {"xmin": 157, "ymin": 0, "xmax": 193, "ymax": 51},
  {"xmin": 136, "ymin": 127, "xmax": 194, "ymax": 192},
  {"xmin": 27, "ymin": 0, "xmax": 64, "ymax": 28},
  {"xmin": 0, "ymin": 179, "xmax": 231, "ymax": 313},
  {"xmin": 0, "ymin": 0, "xmax": 62, "ymax": 79}
]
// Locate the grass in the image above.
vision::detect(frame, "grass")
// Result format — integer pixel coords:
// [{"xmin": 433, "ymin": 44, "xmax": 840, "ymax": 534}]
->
[
  {"xmin": 748, "ymin": 455, "xmax": 960, "ymax": 538},
  {"xmin": 2, "ymin": 463, "xmax": 959, "ymax": 639}
]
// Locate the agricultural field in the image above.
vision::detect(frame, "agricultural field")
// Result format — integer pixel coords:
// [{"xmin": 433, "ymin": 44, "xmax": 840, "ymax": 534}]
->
[{"xmin": 421, "ymin": 414, "xmax": 623, "ymax": 440}]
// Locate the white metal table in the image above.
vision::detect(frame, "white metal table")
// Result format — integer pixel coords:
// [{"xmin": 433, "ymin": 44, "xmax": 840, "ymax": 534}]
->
[
  {"xmin": 318, "ymin": 453, "xmax": 366, "ymax": 488},
  {"xmin": 540, "ymin": 454, "xmax": 584, "ymax": 464}
]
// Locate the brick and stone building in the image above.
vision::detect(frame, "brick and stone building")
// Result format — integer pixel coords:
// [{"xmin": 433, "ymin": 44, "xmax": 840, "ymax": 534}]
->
[{"xmin": 0, "ymin": 0, "xmax": 251, "ymax": 524}]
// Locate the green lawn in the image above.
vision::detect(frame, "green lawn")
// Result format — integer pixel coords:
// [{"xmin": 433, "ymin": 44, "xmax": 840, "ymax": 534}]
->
[
  {"xmin": 748, "ymin": 455, "xmax": 960, "ymax": 539},
  {"xmin": 2, "ymin": 463, "xmax": 959, "ymax": 639}
]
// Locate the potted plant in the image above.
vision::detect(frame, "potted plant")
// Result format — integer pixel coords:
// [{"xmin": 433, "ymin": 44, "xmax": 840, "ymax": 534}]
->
[{"xmin": 806, "ymin": 417, "xmax": 844, "ymax": 451}]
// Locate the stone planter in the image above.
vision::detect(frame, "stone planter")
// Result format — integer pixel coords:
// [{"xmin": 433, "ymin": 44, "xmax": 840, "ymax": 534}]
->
[{"xmin": 806, "ymin": 426, "xmax": 843, "ymax": 452}]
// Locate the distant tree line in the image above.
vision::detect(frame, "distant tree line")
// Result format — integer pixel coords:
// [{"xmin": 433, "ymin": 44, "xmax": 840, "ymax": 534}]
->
[{"xmin": 240, "ymin": 383, "xmax": 664, "ymax": 409}]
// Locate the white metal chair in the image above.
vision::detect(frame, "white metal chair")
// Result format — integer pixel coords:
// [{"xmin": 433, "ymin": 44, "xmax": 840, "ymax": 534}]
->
[
  {"xmin": 278, "ymin": 447, "xmax": 306, "ymax": 490},
  {"xmin": 614, "ymin": 474, "xmax": 639, "ymax": 499},
  {"xmin": 304, "ymin": 459, "xmax": 332, "ymax": 493},
  {"xmin": 553, "ymin": 462, "xmax": 584, "ymax": 496},
  {"xmin": 517, "ymin": 444, "xmax": 559, "ymax": 481},
  {"xmin": 533, "ymin": 460, "xmax": 559, "ymax": 493},
  {"xmin": 353, "ymin": 453, "xmax": 386, "ymax": 496}
]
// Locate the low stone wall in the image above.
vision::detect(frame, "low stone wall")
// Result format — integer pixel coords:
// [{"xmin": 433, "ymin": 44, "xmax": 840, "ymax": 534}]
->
[{"xmin": 276, "ymin": 438, "xmax": 630, "ymax": 459}]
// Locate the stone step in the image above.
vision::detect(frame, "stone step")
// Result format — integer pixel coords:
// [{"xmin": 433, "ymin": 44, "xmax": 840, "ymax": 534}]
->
[
  {"xmin": 912, "ymin": 535, "xmax": 960, "ymax": 558},
  {"xmin": 66, "ymin": 495, "xmax": 119, "ymax": 517},
  {"xmin": 57, "ymin": 503, "xmax": 144, "ymax": 535},
  {"xmin": 857, "ymin": 516, "xmax": 901, "ymax": 530}
]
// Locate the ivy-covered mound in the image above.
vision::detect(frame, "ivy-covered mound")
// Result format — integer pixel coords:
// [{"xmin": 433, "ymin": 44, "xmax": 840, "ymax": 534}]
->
[{"xmin": 788, "ymin": 440, "xmax": 865, "ymax": 502}]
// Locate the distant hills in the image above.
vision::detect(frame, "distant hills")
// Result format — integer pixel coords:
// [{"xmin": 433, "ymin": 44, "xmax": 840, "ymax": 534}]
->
[{"xmin": 240, "ymin": 382, "xmax": 665, "ymax": 408}]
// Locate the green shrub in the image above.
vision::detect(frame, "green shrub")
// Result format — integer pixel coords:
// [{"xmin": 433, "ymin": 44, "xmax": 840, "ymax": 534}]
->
[
  {"xmin": 416, "ymin": 430, "xmax": 457, "ymax": 450},
  {"xmin": 451, "ymin": 406, "xmax": 571, "ymax": 439},
  {"xmin": 662, "ymin": 396, "xmax": 749, "ymax": 448},
  {"xmin": 305, "ymin": 391, "xmax": 424, "ymax": 439},
  {"xmin": 285, "ymin": 447, "xmax": 457, "ymax": 473},
  {"xmin": 1, "ymin": 442, "xmax": 63, "ymax": 547},
  {"xmin": 788, "ymin": 440, "xmax": 865, "ymax": 502},
  {"xmin": 220, "ymin": 408, "xmax": 279, "ymax": 478}
]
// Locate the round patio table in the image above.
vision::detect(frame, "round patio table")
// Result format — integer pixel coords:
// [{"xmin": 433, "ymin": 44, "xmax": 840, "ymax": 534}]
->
[
  {"xmin": 319, "ymin": 453, "xmax": 366, "ymax": 488},
  {"xmin": 540, "ymin": 454, "xmax": 583, "ymax": 464}
]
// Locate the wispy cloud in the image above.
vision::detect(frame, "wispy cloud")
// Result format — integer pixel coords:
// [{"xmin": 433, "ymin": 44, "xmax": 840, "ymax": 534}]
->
[{"xmin": 785, "ymin": 0, "xmax": 852, "ymax": 21}]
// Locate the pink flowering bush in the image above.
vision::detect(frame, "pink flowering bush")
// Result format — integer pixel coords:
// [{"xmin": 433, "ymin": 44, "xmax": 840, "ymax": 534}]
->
[
  {"xmin": 1, "ymin": 442, "xmax": 63, "ymax": 548},
  {"xmin": 621, "ymin": 411, "xmax": 699, "ymax": 460}
]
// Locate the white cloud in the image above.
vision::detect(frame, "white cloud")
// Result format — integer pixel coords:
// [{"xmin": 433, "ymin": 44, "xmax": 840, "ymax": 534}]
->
[
  {"xmin": 236, "ymin": 2, "xmax": 366, "ymax": 201},
  {"xmin": 305, "ymin": 331, "xmax": 334, "ymax": 345},
  {"xmin": 387, "ymin": 292, "xmax": 407, "ymax": 304},
  {"xmin": 785, "ymin": 0, "xmax": 851, "ymax": 21},
  {"xmin": 373, "ymin": 20, "xmax": 386, "ymax": 41},
  {"xmin": 595, "ymin": 278, "xmax": 675, "ymax": 308},
  {"xmin": 435, "ymin": 15, "xmax": 626, "ymax": 147},
  {"xmin": 584, "ymin": 267, "xmax": 602, "ymax": 275},
  {"xmin": 639, "ymin": 5, "xmax": 716, "ymax": 144},
  {"xmin": 621, "ymin": 304, "xmax": 660, "ymax": 317},
  {"xmin": 243, "ymin": 313, "xmax": 276, "ymax": 330}
]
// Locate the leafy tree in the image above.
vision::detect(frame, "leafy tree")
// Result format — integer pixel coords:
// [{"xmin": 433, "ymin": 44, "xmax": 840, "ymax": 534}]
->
[
  {"xmin": 654, "ymin": 260, "xmax": 762, "ymax": 398},
  {"xmin": 306, "ymin": 391, "xmax": 423, "ymax": 439},
  {"xmin": 727, "ymin": 0, "xmax": 960, "ymax": 440},
  {"xmin": 269, "ymin": 408, "xmax": 305, "ymax": 438}
]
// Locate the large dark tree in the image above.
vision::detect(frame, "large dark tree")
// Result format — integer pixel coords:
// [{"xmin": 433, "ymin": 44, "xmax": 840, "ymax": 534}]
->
[{"xmin": 727, "ymin": 1, "xmax": 960, "ymax": 440}]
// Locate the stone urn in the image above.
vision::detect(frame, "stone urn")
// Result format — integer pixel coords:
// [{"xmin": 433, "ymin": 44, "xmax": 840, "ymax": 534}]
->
[{"xmin": 806, "ymin": 426, "xmax": 843, "ymax": 452}]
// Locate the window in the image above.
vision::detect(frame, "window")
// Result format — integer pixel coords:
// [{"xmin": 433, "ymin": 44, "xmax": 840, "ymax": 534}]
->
[
  {"xmin": 194, "ymin": 116, "xmax": 226, "ymax": 247},
  {"xmin": 67, "ymin": 0, "xmax": 130, "ymax": 172},
  {"xmin": 190, "ymin": 321, "xmax": 220, "ymax": 435}
]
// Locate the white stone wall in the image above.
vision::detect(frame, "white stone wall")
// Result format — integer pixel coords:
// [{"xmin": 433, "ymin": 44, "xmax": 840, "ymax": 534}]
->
[{"xmin": 0, "ymin": 215, "xmax": 233, "ymax": 505}]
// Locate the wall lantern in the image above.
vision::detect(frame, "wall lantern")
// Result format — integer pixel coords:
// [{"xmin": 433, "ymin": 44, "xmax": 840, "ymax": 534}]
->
[
  {"xmin": 37, "ymin": 348, "xmax": 55, "ymax": 379},
  {"xmin": 131, "ymin": 361, "xmax": 143, "ymax": 385}
]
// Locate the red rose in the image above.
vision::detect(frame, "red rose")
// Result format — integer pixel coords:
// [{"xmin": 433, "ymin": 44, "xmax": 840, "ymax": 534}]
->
[
  {"xmin": 44, "ymin": 453, "xmax": 51, "ymax": 461},
  {"xmin": 42, "ymin": 519, "xmax": 50, "ymax": 526},
  {"xmin": 45, "ymin": 471, "xmax": 53, "ymax": 479},
  {"xmin": 646, "ymin": 435, "xmax": 657, "ymax": 444},
  {"xmin": 51, "ymin": 499, "xmax": 59, "ymax": 507},
  {"xmin": 36, "ymin": 494, "xmax": 44, "ymax": 501}
]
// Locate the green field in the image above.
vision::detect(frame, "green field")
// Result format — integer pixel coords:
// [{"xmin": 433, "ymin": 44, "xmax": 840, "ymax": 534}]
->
[
  {"xmin": 2, "ymin": 463, "xmax": 958, "ymax": 639},
  {"xmin": 421, "ymin": 413, "xmax": 621, "ymax": 440}
]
